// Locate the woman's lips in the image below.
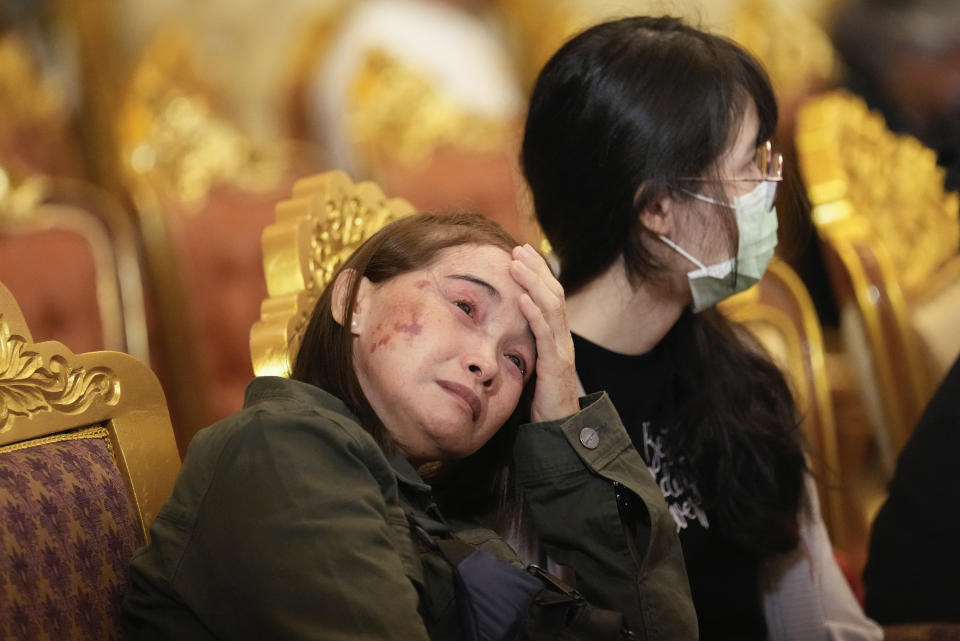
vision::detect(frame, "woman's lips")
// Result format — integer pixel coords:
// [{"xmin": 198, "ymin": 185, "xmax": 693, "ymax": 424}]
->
[{"xmin": 437, "ymin": 380, "xmax": 481, "ymax": 421}]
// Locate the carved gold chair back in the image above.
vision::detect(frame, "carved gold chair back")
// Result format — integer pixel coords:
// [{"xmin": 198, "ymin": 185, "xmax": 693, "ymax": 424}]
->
[
  {"xmin": 117, "ymin": 30, "xmax": 323, "ymax": 452},
  {"xmin": 251, "ymin": 171, "xmax": 415, "ymax": 378},
  {"xmin": 719, "ymin": 258, "xmax": 844, "ymax": 545},
  {"xmin": 0, "ymin": 168, "xmax": 150, "ymax": 363},
  {"xmin": 796, "ymin": 90, "xmax": 960, "ymax": 471},
  {"xmin": 0, "ymin": 280, "xmax": 179, "ymax": 640}
]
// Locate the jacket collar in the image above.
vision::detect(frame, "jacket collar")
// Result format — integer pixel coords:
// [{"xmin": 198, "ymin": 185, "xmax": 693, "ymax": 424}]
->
[
  {"xmin": 244, "ymin": 377, "xmax": 432, "ymax": 494},
  {"xmin": 244, "ymin": 376, "xmax": 355, "ymax": 415},
  {"xmin": 389, "ymin": 451, "xmax": 432, "ymax": 494}
]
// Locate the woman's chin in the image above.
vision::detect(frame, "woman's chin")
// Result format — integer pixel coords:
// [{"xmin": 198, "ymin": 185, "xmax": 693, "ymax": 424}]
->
[{"xmin": 429, "ymin": 430, "xmax": 483, "ymax": 462}]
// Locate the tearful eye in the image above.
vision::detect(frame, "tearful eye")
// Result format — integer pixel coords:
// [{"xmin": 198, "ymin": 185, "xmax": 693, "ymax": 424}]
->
[
  {"xmin": 506, "ymin": 354, "xmax": 526, "ymax": 375},
  {"xmin": 455, "ymin": 301, "xmax": 473, "ymax": 315}
]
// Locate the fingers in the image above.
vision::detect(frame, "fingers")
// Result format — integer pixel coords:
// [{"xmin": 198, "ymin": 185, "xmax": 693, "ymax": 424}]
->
[
  {"xmin": 510, "ymin": 245, "xmax": 564, "ymax": 327},
  {"xmin": 510, "ymin": 244, "xmax": 563, "ymax": 301},
  {"xmin": 518, "ymin": 288, "xmax": 579, "ymax": 421},
  {"xmin": 510, "ymin": 243, "xmax": 567, "ymax": 340},
  {"xmin": 517, "ymin": 291, "xmax": 554, "ymax": 356},
  {"xmin": 511, "ymin": 244, "xmax": 579, "ymax": 421},
  {"xmin": 511, "ymin": 250, "xmax": 566, "ymax": 349}
]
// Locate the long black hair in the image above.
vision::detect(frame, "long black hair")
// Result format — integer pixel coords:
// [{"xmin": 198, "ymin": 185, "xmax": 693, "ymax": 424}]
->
[{"xmin": 522, "ymin": 16, "xmax": 806, "ymax": 558}]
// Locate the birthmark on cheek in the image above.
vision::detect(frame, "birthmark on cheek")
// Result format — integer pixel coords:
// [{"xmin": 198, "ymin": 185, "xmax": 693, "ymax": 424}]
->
[
  {"xmin": 370, "ymin": 333, "xmax": 392, "ymax": 353},
  {"xmin": 414, "ymin": 279, "xmax": 430, "ymax": 290},
  {"xmin": 395, "ymin": 312, "xmax": 423, "ymax": 336},
  {"xmin": 369, "ymin": 321, "xmax": 393, "ymax": 353}
]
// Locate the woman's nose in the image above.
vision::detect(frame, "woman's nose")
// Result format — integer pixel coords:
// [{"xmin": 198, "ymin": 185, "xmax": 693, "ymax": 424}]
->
[{"xmin": 467, "ymin": 346, "xmax": 499, "ymax": 386}]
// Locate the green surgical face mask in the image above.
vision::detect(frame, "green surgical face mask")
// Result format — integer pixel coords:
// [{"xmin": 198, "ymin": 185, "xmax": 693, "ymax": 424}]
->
[{"xmin": 658, "ymin": 180, "xmax": 778, "ymax": 312}]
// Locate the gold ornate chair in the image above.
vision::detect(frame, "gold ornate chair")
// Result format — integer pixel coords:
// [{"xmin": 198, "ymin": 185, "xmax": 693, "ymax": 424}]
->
[
  {"xmin": 250, "ymin": 171, "xmax": 415, "ymax": 377},
  {"xmin": 796, "ymin": 90, "xmax": 960, "ymax": 472},
  {"xmin": 0, "ymin": 281, "xmax": 179, "ymax": 641},
  {"xmin": 117, "ymin": 32, "xmax": 322, "ymax": 451},
  {"xmin": 0, "ymin": 169, "xmax": 150, "ymax": 363},
  {"xmin": 719, "ymin": 258, "xmax": 844, "ymax": 546}
]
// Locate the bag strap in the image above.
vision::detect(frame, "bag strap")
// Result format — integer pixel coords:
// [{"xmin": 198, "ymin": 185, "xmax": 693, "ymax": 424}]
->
[
  {"xmin": 405, "ymin": 508, "xmax": 636, "ymax": 641},
  {"xmin": 405, "ymin": 506, "xmax": 477, "ymax": 563}
]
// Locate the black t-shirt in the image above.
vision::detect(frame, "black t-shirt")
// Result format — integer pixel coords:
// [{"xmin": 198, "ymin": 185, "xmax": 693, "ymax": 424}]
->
[{"xmin": 573, "ymin": 332, "xmax": 767, "ymax": 641}]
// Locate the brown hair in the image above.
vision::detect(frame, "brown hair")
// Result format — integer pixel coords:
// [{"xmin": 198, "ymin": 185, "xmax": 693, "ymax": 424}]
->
[{"xmin": 292, "ymin": 212, "xmax": 518, "ymax": 449}]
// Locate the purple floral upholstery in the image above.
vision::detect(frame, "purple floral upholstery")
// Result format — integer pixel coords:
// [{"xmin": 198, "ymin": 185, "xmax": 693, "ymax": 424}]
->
[{"xmin": 0, "ymin": 429, "xmax": 143, "ymax": 641}]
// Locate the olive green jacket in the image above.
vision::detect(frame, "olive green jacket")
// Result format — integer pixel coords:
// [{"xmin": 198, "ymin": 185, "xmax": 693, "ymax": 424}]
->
[{"xmin": 124, "ymin": 377, "xmax": 696, "ymax": 640}]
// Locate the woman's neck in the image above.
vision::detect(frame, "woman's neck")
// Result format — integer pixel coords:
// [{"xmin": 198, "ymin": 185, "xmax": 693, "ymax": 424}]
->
[{"xmin": 565, "ymin": 256, "xmax": 687, "ymax": 356}]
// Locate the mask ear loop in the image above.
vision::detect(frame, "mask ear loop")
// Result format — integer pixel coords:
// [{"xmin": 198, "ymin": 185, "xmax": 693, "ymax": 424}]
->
[
  {"xmin": 657, "ymin": 234, "xmax": 707, "ymax": 270},
  {"xmin": 762, "ymin": 181, "xmax": 778, "ymax": 211}
]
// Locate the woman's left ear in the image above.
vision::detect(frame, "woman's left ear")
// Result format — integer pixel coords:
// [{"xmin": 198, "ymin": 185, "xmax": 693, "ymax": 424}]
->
[
  {"xmin": 330, "ymin": 269, "xmax": 369, "ymax": 334},
  {"xmin": 638, "ymin": 190, "xmax": 677, "ymax": 237}
]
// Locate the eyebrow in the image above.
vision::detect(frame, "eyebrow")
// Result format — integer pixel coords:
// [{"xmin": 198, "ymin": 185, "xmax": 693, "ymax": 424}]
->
[
  {"xmin": 448, "ymin": 273, "xmax": 537, "ymax": 358},
  {"xmin": 446, "ymin": 274, "xmax": 500, "ymax": 299}
]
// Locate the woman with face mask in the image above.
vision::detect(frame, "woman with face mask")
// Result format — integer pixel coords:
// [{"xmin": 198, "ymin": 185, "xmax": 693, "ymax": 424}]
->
[
  {"xmin": 122, "ymin": 213, "xmax": 697, "ymax": 641},
  {"xmin": 521, "ymin": 16, "xmax": 882, "ymax": 641}
]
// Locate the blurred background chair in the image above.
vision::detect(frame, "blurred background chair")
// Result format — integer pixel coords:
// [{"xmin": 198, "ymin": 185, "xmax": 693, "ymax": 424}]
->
[
  {"xmin": 829, "ymin": 0, "xmax": 960, "ymax": 194},
  {"xmin": 117, "ymin": 31, "xmax": 323, "ymax": 452},
  {"xmin": 796, "ymin": 90, "xmax": 960, "ymax": 475},
  {"xmin": 719, "ymin": 259, "xmax": 844, "ymax": 546},
  {"xmin": 0, "ymin": 169, "xmax": 150, "ymax": 363},
  {"xmin": 0, "ymin": 280, "xmax": 179, "ymax": 641},
  {"xmin": 717, "ymin": 257, "xmax": 878, "ymax": 601},
  {"xmin": 289, "ymin": 0, "xmax": 535, "ymax": 244},
  {"xmin": 0, "ymin": 30, "xmax": 85, "ymax": 179}
]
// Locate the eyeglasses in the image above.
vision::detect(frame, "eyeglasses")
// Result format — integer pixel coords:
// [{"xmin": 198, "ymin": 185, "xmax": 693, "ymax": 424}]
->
[
  {"xmin": 753, "ymin": 141, "xmax": 783, "ymax": 182},
  {"xmin": 676, "ymin": 141, "xmax": 783, "ymax": 210},
  {"xmin": 679, "ymin": 141, "xmax": 784, "ymax": 184}
]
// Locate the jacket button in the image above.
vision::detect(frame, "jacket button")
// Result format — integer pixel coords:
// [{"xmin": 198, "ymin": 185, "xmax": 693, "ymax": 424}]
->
[{"xmin": 579, "ymin": 427, "xmax": 600, "ymax": 449}]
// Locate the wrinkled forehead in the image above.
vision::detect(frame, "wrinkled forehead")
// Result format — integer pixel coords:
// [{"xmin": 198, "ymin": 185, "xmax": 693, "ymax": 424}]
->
[
  {"xmin": 425, "ymin": 244, "xmax": 516, "ymax": 288},
  {"xmin": 430, "ymin": 244, "xmax": 534, "ymax": 336},
  {"xmin": 429, "ymin": 242, "xmax": 512, "ymax": 266}
]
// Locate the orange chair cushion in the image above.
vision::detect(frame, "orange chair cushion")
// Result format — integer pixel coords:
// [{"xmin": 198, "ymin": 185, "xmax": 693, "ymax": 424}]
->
[
  {"xmin": 0, "ymin": 228, "xmax": 104, "ymax": 354},
  {"xmin": 0, "ymin": 430, "xmax": 143, "ymax": 641},
  {"xmin": 167, "ymin": 183, "xmax": 279, "ymax": 425}
]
